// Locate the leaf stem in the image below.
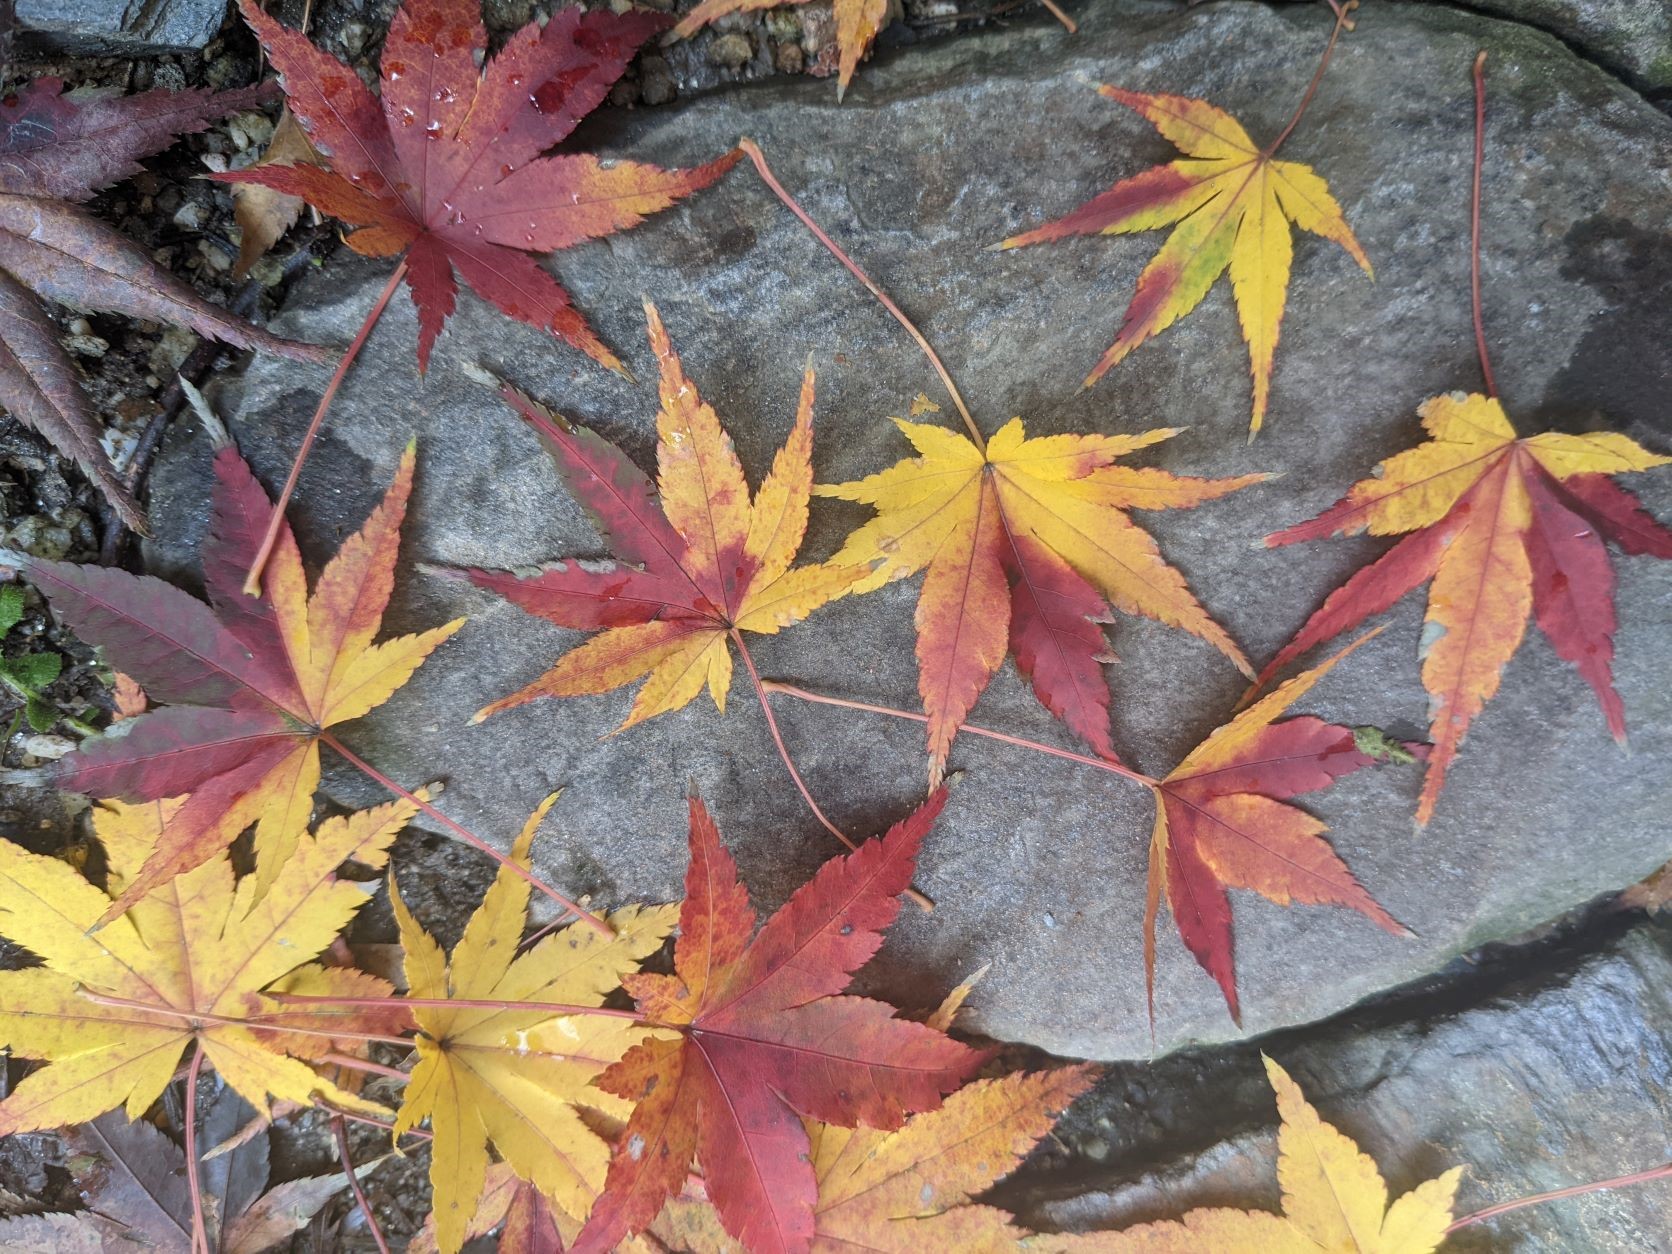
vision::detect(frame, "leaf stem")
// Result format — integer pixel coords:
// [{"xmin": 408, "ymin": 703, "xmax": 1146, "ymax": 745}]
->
[
  {"xmin": 1447, "ymin": 1161, "xmax": 1672, "ymax": 1233},
  {"xmin": 320, "ymin": 731, "xmax": 612, "ymax": 936},
  {"xmin": 320, "ymin": 1051, "xmax": 410, "ymax": 1081},
  {"xmin": 1470, "ymin": 51, "xmax": 1498, "ymax": 398},
  {"xmin": 184, "ymin": 1045, "xmax": 209, "ymax": 1254},
  {"xmin": 269, "ymin": 991, "xmax": 644, "ymax": 1020},
  {"xmin": 1037, "ymin": 0, "xmax": 1077, "ymax": 34},
  {"xmin": 730, "ymin": 630, "xmax": 934, "ymax": 912},
  {"xmin": 333, "ymin": 1115, "xmax": 392, "ymax": 1254},
  {"xmin": 76, "ymin": 989, "xmax": 415, "ymax": 1047},
  {"xmin": 1266, "ymin": 0, "xmax": 1356, "ymax": 159},
  {"xmin": 761, "ymin": 680, "xmax": 1160, "ymax": 788},
  {"xmin": 242, "ymin": 258, "xmax": 409, "ymax": 595},
  {"xmin": 736, "ymin": 138, "xmax": 986, "ymax": 452},
  {"xmin": 328, "ymin": 1105, "xmax": 432, "ymax": 1142}
]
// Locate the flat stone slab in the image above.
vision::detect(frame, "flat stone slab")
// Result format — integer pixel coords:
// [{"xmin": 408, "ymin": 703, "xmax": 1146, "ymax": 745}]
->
[
  {"xmin": 148, "ymin": 0, "xmax": 1672, "ymax": 1060},
  {"xmin": 1030, "ymin": 920, "xmax": 1672, "ymax": 1251},
  {"xmin": 17, "ymin": 0, "xmax": 229, "ymax": 55}
]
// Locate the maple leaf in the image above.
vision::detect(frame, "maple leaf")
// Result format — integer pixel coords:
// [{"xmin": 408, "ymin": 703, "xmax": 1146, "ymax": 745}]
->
[
  {"xmin": 1063, "ymin": 1056, "xmax": 1462, "ymax": 1252},
  {"xmin": 23, "ymin": 1099, "xmax": 380, "ymax": 1253},
  {"xmin": 223, "ymin": 0, "xmax": 740, "ymax": 373},
  {"xmin": 1261, "ymin": 392, "xmax": 1670, "ymax": 823},
  {"xmin": 997, "ymin": 81, "xmax": 1370, "ymax": 435},
  {"xmin": 670, "ymin": 0, "xmax": 887, "ymax": 99},
  {"xmin": 411, "ymin": 1161, "xmax": 588, "ymax": 1253},
  {"xmin": 650, "ymin": 1065, "xmax": 1099, "ymax": 1252},
  {"xmin": 446, "ymin": 301, "xmax": 865, "ymax": 731},
  {"xmin": 391, "ymin": 791, "xmax": 677, "ymax": 1254},
  {"xmin": 11, "ymin": 442, "xmax": 462, "ymax": 915},
  {"xmin": 0, "ymin": 792, "xmax": 418, "ymax": 1138},
  {"xmin": 0, "ymin": 77, "xmax": 328, "ymax": 528},
  {"xmin": 816, "ymin": 416, "xmax": 1261, "ymax": 782},
  {"xmin": 227, "ymin": 108, "xmax": 322, "ymax": 278},
  {"xmin": 571, "ymin": 790, "xmax": 986, "ymax": 1254},
  {"xmin": 1148, "ymin": 636, "xmax": 1405, "ymax": 1022}
]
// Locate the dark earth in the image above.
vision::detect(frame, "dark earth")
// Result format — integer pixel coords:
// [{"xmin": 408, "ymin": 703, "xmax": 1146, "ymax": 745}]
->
[{"xmin": 3, "ymin": 0, "xmax": 1671, "ymax": 1248}]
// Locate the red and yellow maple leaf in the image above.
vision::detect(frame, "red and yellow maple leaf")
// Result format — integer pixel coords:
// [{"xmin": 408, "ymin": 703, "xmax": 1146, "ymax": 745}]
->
[
  {"xmin": 649, "ymin": 1064, "xmax": 1099, "ymax": 1252},
  {"xmin": 1148, "ymin": 637, "xmax": 1405, "ymax": 1021},
  {"xmin": 17, "ymin": 443, "xmax": 461, "ymax": 914},
  {"xmin": 816, "ymin": 416, "xmax": 1261, "ymax": 781},
  {"xmin": 0, "ymin": 794, "xmax": 416, "ymax": 1136},
  {"xmin": 998, "ymin": 73, "xmax": 1370, "ymax": 435},
  {"xmin": 571, "ymin": 791, "xmax": 986, "ymax": 1254},
  {"xmin": 670, "ymin": 0, "xmax": 886, "ymax": 98},
  {"xmin": 1262, "ymin": 392, "xmax": 1670, "ymax": 823},
  {"xmin": 222, "ymin": 0, "xmax": 738, "ymax": 372},
  {"xmin": 448, "ymin": 301, "xmax": 864, "ymax": 731}
]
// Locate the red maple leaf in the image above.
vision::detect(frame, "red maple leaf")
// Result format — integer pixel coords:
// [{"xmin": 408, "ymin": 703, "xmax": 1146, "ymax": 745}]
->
[
  {"xmin": 572, "ymin": 791, "xmax": 986, "ymax": 1254},
  {"xmin": 220, "ymin": 0, "xmax": 740, "ymax": 371},
  {"xmin": 0, "ymin": 77, "xmax": 326, "ymax": 528}
]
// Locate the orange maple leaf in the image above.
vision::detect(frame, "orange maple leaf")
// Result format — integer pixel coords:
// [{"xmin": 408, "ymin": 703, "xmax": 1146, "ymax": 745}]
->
[
  {"xmin": 816, "ymin": 417, "xmax": 1262, "ymax": 782},
  {"xmin": 1149, "ymin": 636, "xmax": 1405, "ymax": 1021},
  {"xmin": 1262, "ymin": 392, "xmax": 1670, "ymax": 823},
  {"xmin": 448, "ymin": 301, "xmax": 863, "ymax": 732}
]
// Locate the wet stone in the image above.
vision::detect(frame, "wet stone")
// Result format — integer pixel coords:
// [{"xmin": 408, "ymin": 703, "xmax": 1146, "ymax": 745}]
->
[
  {"xmin": 147, "ymin": 0, "xmax": 1672, "ymax": 1060},
  {"xmin": 1017, "ymin": 918, "xmax": 1672, "ymax": 1252}
]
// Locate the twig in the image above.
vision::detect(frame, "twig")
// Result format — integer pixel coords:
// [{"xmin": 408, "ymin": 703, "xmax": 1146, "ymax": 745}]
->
[
  {"xmin": 320, "ymin": 731, "xmax": 613, "ymax": 936},
  {"xmin": 1448, "ymin": 1161, "xmax": 1672, "ymax": 1233},
  {"xmin": 332, "ymin": 1116, "xmax": 392, "ymax": 1254},
  {"xmin": 320, "ymin": 1052, "xmax": 410, "ymax": 1081},
  {"xmin": 329, "ymin": 1106, "xmax": 432, "ymax": 1142},
  {"xmin": 183, "ymin": 1046, "xmax": 209, "ymax": 1254},
  {"xmin": 269, "ymin": 991, "xmax": 644, "ymax": 1020},
  {"xmin": 98, "ymin": 231, "xmax": 326, "ymax": 565},
  {"xmin": 1037, "ymin": 0, "xmax": 1076, "ymax": 32},
  {"xmin": 762, "ymin": 680, "xmax": 1160, "ymax": 788},
  {"xmin": 243, "ymin": 258, "xmax": 408, "ymax": 594},
  {"xmin": 736, "ymin": 139, "xmax": 986, "ymax": 451},
  {"xmin": 1470, "ymin": 51, "xmax": 1498, "ymax": 398},
  {"xmin": 730, "ymin": 630, "xmax": 932, "ymax": 911},
  {"xmin": 75, "ymin": 989, "xmax": 415, "ymax": 1047},
  {"xmin": 1265, "ymin": 0, "xmax": 1357, "ymax": 159}
]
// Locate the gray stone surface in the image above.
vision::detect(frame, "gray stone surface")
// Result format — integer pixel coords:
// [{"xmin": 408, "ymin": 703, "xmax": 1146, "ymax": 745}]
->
[
  {"xmin": 17, "ymin": 0, "xmax": 230, "ymax": 56},
  {"xmin": 1021, "ymin": 919, "xmax": 1672, "ymax": 1251},
  {"xmin": 1436, "ymin": 0, "xmax": 1672, "ymax": 97},
  {"xmin": 146, "ymin": 0, "xmax": 1672, "ymax": 1060}
]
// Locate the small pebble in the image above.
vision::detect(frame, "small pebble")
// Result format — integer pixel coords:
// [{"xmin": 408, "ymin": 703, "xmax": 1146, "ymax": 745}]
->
[{"xmin": 708, "ymin": 32, "xmax": 754, "ymax": 69}]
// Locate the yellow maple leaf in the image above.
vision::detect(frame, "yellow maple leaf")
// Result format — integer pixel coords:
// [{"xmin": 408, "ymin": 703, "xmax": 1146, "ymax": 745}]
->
[
  {"xmin": 1053, "ymin": 1057, "xmax": 1462, "ymax": 1252},
  {"xmin": 816, "ymin": 417, "xmax": 1260, "ymax": 781},
  {"xmin": 999, "ymin": 68, "xmax": 1370, "ymax": 435},
  {"xmin": 0, "ymin": 794, "xmax": 417, "ymax": 1136},
  {"xmin": 391, "ymin": 793, "xmax": 677, "ymax": 1254}
]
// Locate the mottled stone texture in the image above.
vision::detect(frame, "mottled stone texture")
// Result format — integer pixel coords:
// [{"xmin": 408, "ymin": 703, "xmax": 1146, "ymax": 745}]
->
[
  {"xmin": 17, "ymin": 0, "xmax": 230, "ymax": 55},
  {"xmin": 148, "ymin": 0, "xmax": 1672, "ymax": 1060}
]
